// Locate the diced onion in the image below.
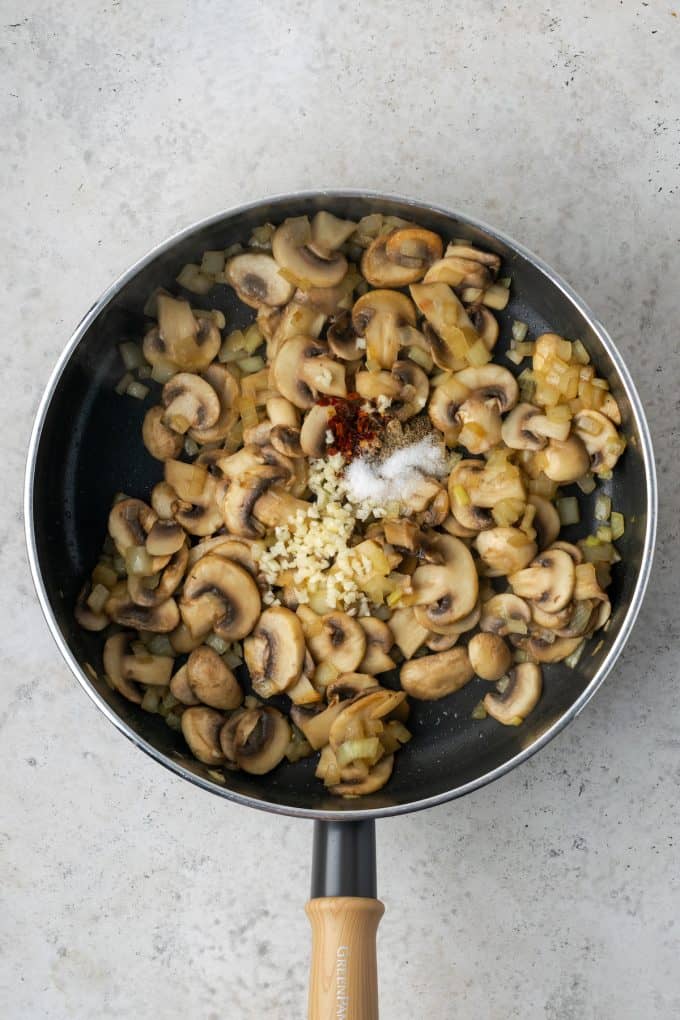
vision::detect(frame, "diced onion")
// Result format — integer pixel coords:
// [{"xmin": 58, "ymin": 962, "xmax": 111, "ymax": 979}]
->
[
  {"xmin": 576, "ymin": 473, "xmax": 597, "ymax": 494},
  {"xmin": 557, "ymin": 497, "xmax": 580, "ymax": 526},
  {"xmin": 481, "ymin": 283, "xmax": 510, "ymax": 310},
  {"xmin": 564, "ymin": 640, "xmax": 586, "ymax": 669},
  {"xmin": 115, "ymin": 372, "xmax": 133, "ymax": 395},
  {"xmin": 336, "ymin": 737, "xmax": 381, "ymax": 768},
  {"xmin": 471, "ymin": 700, "xmax": 488, "ymax": 720},
  {"xmin": 610, "ymin": 511, "xmax": 625, "ymax": 541},
  {"xmin": 126, "ymin": 380, "xmax": 150, "ymax": 400},
  {"xmin": 176, "ymin": 263, "xmax": 213, "ymax": 294},
  {"xmin": 119, "ymin": 342, "xmax": 144, "ymax": 370},
  {"xmin": 237, "ymin": 355, "xmax": 266, "ymax": 375},
  {"xmin": 86, "ymin": 583, "xmax": 110, "ymax": 614},
  {"xmin": 205, "ymin": 633, "xmax": 229, "ymax": 654},
  {"xmin": 511, "ymin": 320, "xmax": 528, "ymax": 343},
  {"xmin": 594, "ymin": 495, "xmax": 612, "ymax": 521},
  {"xmin": 200, "ymin": 250, "xmax": 226, "ymax": 276}
]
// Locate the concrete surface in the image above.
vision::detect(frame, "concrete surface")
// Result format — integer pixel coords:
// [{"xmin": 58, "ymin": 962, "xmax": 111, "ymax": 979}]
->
[{"xmin": 2, "ymin": 2, "xmax": 679, "ymax": 1017}]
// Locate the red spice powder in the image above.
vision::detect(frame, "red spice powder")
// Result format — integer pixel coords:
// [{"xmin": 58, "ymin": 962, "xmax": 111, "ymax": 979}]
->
[{"xmin": 317, "ymin": 394, "xmax": 384, "ymax": 459}]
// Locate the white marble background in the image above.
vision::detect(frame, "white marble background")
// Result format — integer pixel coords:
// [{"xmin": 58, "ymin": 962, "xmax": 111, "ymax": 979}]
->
[{"xmin": 2, "ymin": 2, "xmax": 679, "ymax": 1017}]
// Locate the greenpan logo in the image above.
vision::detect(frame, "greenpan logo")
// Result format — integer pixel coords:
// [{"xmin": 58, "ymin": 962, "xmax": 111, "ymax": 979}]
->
[{"xmin": 336, "ymin": 946, "xmax": 349, "ymax": 1018}]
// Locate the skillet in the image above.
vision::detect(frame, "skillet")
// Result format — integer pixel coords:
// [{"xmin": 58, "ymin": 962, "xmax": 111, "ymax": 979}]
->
[{"xmin": 25, "ymin": 191, "xmax": 657, "ymax": 1018}]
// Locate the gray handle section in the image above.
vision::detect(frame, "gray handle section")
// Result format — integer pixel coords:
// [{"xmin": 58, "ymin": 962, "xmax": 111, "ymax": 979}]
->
[{"xmin": 311, "ymin": 819, "xmax": 377, "ymax": 899}]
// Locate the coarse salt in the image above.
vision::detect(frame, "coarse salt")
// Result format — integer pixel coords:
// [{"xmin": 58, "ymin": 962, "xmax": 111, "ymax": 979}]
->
[{"xmin": 344, "ymin": 436, "xmax": 448, "ymax": 511}]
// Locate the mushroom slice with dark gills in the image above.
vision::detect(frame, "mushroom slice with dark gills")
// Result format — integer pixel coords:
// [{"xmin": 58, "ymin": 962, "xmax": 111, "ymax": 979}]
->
[
  {"xmin": 466, "ymin": 304, "xmax": 499, "ymax": 351},
  {"xmin": 187, "ymin": 645, "xmax": 243, "ymax": 710},
  {"xmin": 326, "ymin": 673, "xmax": 381, "ymax": 703},
  {"xmin": 224, "ymin": 252, "xmax": 295, "ymax": 309},
  {"xmin": 400, "ymin": 646, "xmax": 474, "ymax": 700},
  {"xmin": 509, "ymin": 548, "xmax": 575, "ymax": 613},
  {"xmin": 161, "ymin": 372, "xmax": 220, "ymax": 435},
  {"xmin": 108, "ymin": 498, "xmax": 160, "ymax": 560},
  {"xmin": 216, "ymin": 466, "xmax": 289, "ymax": 539},
  {"xmin": 501, "ymin": 403, "xmax": 548, "ymax": 452},
  {"xmin": 187, "ymin": 364, "xmax": 240, "ymax": 445},
  {"xmin": 572, "ymin": 409, "xmax": 626, "ymax": 475},
  {"xmin": 448, "ymin": 457, "xmax": 526, "ymax": 532},
  {"xmin": 145, "ymin": 519, "xmax": 185, "ymax": 557},
  {"xmin": 74, "ymin": 582, "xmax": 109, "ymax": 632},
  {"xmin": 103, "ymin": 632, "xmax": 173, "ymax": 704},
  {"xmin": 272, "ymin": 335, "xmax": 346, "ymax": 409},
  {"xmin": 326, "ymin": 753, "xmax": 395, "ymax": 796},
  {"xmin": 358, "ymin": 619, "xmax": 396, "ymax": 675},
  {"xmin": 411, "ymin": 533, "xmax": 479, "ymax": 628},
  {"xmin": 305, "ymin": 610, "xmax": 367, "ymax": 674},
  {"xmin": 423, "ymin": 255, "xmax": 493, "ymax": 291},
  {"xmin": 153, "ymin": 294, "xmax": 221, "ymax": 372},
  {"xmin": 483, "ymin": 663, "xmax": 542, "ymax": 725},
  {"xmin": 409, "ymin": 282, "xmax": 478, "ymax": 371},
  {"xmin": 361, "ymin": 227, "xmax": 442, "ymax": 288},
  {"xmin": 180, "ymin": 706, "xmax": 226, "ymax": 765},
  {"xmin": 243, "ymin": 606, "xmax": 306, "ymax": 700},
  {"xmin": 527, "ymin": 494, "xmax": 561, "ymax": 550},
  {"xmin": 105, "ymin": 581, "xmax": 180, "ymax": 633},
  {"xmin": 180, "ymin": 554, "xmax": 261, "ymax": 641},
  {"xmin": 272, "ymin": 216, "xmax": 348, "ymax": 288},
  {"xmin": 351, "ymin": 289, "xmax": 417, "ymax": 369},
  {"xmin": 232, "ymin": 706, "xmax": 291, "ymax": 775},
  {"xmin": 127, "ymin": 541, "xmax": 189, "ymax": 607},
  {"xmin": 479, "ymin": 593, "xmax": 532, "ymax": 637},
  {"xmin": 327, "ymin": 309, "xmax": 364, "ymax": 361},
  {"xmin": 142, "ymin": 406, "xmax": 184, "ymax": 461},
  {"xmin": 300, "ymin": 403, "xmax": 334, "ymax": 458}
]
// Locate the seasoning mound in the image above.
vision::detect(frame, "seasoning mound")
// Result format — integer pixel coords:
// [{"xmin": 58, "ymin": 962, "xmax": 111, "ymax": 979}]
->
[{"xmin": 344, "ymin": 435, "xmax": 448, "ymax": 513}]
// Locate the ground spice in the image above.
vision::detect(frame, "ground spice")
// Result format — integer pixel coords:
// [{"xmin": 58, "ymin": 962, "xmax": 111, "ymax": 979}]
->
[{"xmin": 317, "ymin": 393, "xmax": 385, "ymax": 458}]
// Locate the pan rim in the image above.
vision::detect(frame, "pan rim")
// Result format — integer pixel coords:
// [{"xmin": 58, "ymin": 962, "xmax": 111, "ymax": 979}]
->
[{"xmin": 24, "ymin": 189, "xmax": 658, "ymax": 821}]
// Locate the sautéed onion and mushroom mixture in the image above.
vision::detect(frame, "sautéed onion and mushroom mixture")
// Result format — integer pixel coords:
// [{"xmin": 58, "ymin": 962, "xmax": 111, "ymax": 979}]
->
[{"xmin": 76, "ymin": 211, "xmax": 626, "ymax": 796}]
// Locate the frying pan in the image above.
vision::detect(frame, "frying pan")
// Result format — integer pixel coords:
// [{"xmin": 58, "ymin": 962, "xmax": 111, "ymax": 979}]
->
[{"xmin": 25, "ymin": 191, "xmax": 657, "ymax": 1019}]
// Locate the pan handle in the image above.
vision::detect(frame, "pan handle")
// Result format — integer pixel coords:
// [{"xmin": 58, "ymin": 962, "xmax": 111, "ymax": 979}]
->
[{"xmin": 306, "ymin": 820, "xmax": 383, "ymax": 1020}]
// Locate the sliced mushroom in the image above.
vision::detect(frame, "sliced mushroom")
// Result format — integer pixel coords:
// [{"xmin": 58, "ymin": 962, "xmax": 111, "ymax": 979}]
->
[
  {"xmin": 75, "ymin": 583, "xmax": 109, "ymax": 632},
  {"xmin": 128, "ymin": 542, "xmax": 188, "ymax": 607},
  {"xmin": 468, "ymin": 633, "xmax": 512, "ymax": 682},
  {"xmin": 328, "ymin": 754, "xmax": 394, "ymax": 797},
  {"xmin": 161, "ymin": 373, "xmax": 220, "ymax": 435},
  {"xmin": 362, "ymin": 234, "xmax": 426, "ymax": 288},
  {"xmin": 479, "ymin": 592, "xmax": 532, "ymax": 637},
  {"xmin": 174, "ymin": 474, "xmax": 225, "ymax": 538},
  {"xmin": 108, "ymin": 498, "xmax": 157, "ymax": 557},
  {"xmin": 243, "ymin": 606, "xmax": 305, "ymax": 699},
  {"xmin": 535, "ymin": 436, "xmax": 590, "ymax": 484},
  {"xmin": 188, "ymin": 364, "xmax": 240, "ymax": 445},
  {"xmin": 329, "ymin": 688, "xmax": 406, "ymax": 751},
  {"xmin": 467, "ymin": 304, "xmax": 499, "ymax": 350},
  {"xmin": 123, "ymin": 649, "xmax": 174, "ymax": 687},
  {"xmin": 428, "ymin": 375, "xmax": 470, "ymax": 441},
  {"xmin": 411, "ymin": 534, "xmax": 479, "ymax": 627},
  {"xmin": 390, "ymin": 360, "xmax": 430, "ymax": 420},
  {"xmin": 410, "ymin": 283, "xmax": 477, "ymax": 370},
  {"xmin": 440, "ymin": 513, "xmax": 479, "ymax": 540},
  {"xmin": 573, "ymin": 410, "xmax": 625, "ymax": 474},
  {"xmin": 327, "ymin": 310, "xmax": 363, "ymax": 360},
  {"xmin": 384, "ymin": 227, "xmax": 443, "ymax": 272},
  {"xmin": 483, "ymin": 663, "xmax": 542, "ymax": 725},
  {"xmin": 142, "ymin": 406, "xmax": 184, "ymax": 461},
  {"xmin": 180, "ymin": 554, "xmax": 261, "ymax": 641},
  {"xmin": 253, "ymin": 486, "xmax": 310, "ymax": 528},
  {"xmin": 300, "ymin": 403, "xmax": 334, "ymax": 458},
  {"xmin": 425, "ymin": 631, "xmax": 459, "ymax": 652},
  {"xmin": 187, "ymin": 645, "xmax": 243, "ymax": 710},
  {"xmin": 400, "ymin": 646, "xmax": 474, "ymax": 700},
  {"xmin": 169, "ymin": 663, "xmax": 201, "ymax": 706},
  {"xmin": 475, "ymin": 528, "xmax": 537, "ymax": 576},
  {"xmin": 151, "ymin": 481, "xmax": 178, "ymax": 519},
  {"xmin": 388, "ymin": 606, "xmax": 429, "ymax": 659},
  {"xmin": 145, "ymin": 519, "xmax": 185, "ymax": 557},
  {"xmin": 169, "ymin": 622, "xmax": 204, "ymax": 654},
  {"xmin": 267, "ymin": 300, "xmax": 327, "ymax": 361},
  {"xmin": 455, "ymin": 364, "xmax": 519, "ymax": 414},
  {"xmin": 103, "ymin": 633, "xmax": 142, "ymax": 703},
  {"xmin": 528, "ymin": 494, "xmax": 561, "ymax": 550},
  {"xmin": 233, "ymin": 706, "xmax": 291, "ymax": 774},
  {"xmin": 413, "ymin": 599, "xmax": 480, "ymax": 637},
  {"xmin": 156, "ymin": 294, "xmax": 221, "ymax": 372},
  {"xmin": 105, "ymin": 584, "xmax": 180, "ymax": 633},
  {"xmin": 524, "ymin": 635, "xmax": 582, "ymax": 663},
  {"xmin": 291, "ymin": 699, "xmax": 347, "ymax": 751},
  {"xmin": 326, "ymin": 672, "xmax": 380, "ymax": 702},
  {"xmin": 181, "ymin": 706, "xmax": 226, "ymax": 765},
  {"xmin": 272, "ymin": 335, "xmax": 346, "ymax": 409},
  {"xmin": 310, "ymin": 210, "xmax": 357, "ymax": 254},
  {"xmin": 216, "ymin": 468, "xmax": 284, "ymax": 538},
  {"xmin": 531, "ymin": 602, "xmax": 572, "ymax": 630},
  {"xmin": 351, "ymin": 290, "xmax": 417, "ymax": 368},
  {"xmin": 509, "ymin": 549, "xmax": 575, "ymax": 613},
  {"xmin": 306, "ymin": 611, "xmax": 367, "ymax": 673},
  {"xmin": 272, "ymin": 217, "xmax": 347, "ymax": 288},
  {"xmin": 448, "ymin": 458, "xmax": 526, "ymax": 510},
  {"xmin": 358, "ymin": 618, "xmax": 396, "ymax": 674},
  {"xmin": 501, "ymin": 403, "xmax": 547, "ymax": 451},
  {"xmin": 423, "ymin": 255, "xmax": 491, "ymax": 290},
  {"xmin": 225, "ymin": 252, "xmax": 295, "ymax": 308},
  {"xmin": 443, "ymin": 243, "xmax": 501, "ymax": 272},
  {"xmin": 549, "ymin": 540, "xmax": 583, "ymax": 564}
]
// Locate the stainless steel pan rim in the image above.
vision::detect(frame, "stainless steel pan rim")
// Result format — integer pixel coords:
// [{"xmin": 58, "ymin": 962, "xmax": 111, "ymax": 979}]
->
[{"xmin": 24, "ymin": 189, "xmax": 658, "ymax": 822}]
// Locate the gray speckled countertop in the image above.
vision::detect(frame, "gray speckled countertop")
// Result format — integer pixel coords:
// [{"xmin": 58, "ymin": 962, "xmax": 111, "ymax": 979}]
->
[{"xmin": 3, "ymin": 3, "xmax": 679, "ymax": 1018}]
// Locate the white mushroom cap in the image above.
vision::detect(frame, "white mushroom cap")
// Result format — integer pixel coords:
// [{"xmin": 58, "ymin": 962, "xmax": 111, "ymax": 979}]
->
[{"xmin": 483, "ymin": 663, "xmax": 542, "ymax": 725}]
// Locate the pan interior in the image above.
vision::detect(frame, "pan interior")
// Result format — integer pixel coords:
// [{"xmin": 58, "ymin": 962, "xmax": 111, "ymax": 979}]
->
[{"xmin": 28, "ymin": 193, "xmax": 654, "ymax": 817}]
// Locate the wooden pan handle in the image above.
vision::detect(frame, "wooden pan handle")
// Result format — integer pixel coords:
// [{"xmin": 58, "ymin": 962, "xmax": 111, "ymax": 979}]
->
[{"xmin": 306, "ymin": 896, "xmax": 384, "ymax": 1020}]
